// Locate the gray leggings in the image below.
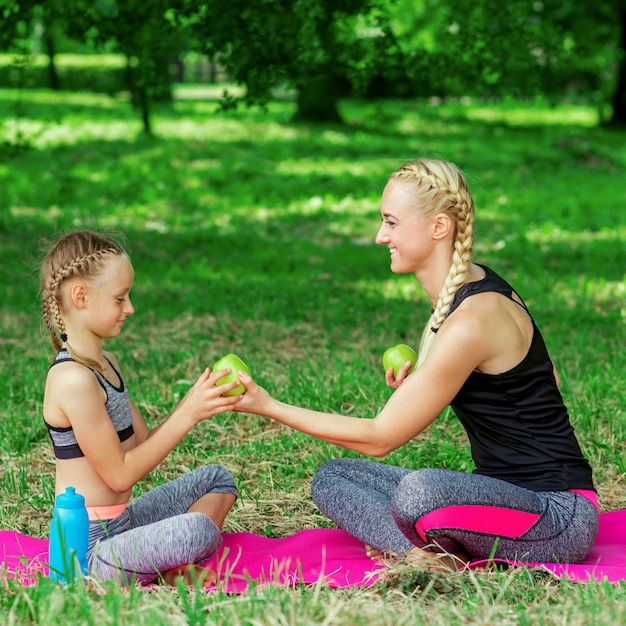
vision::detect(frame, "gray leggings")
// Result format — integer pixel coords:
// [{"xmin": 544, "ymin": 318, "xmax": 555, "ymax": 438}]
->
[
  {"xmin": 311, "ymin": 459, "xmax": 598, "ymax": 563},
  {"xmin": 87, "ymin": 465, "xmax": 238, "ymax": 584}
]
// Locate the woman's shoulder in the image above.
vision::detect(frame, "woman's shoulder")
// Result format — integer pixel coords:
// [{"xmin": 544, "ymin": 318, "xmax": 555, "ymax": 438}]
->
[
  {"xmin": 443, "ymin": 286, "xmax": 534, "ymax": 375},
  {"xmin": 449, "ymin": 287, "xmax": 531, "ymax": 337},
  {"xmin": 449, "ymin": 288, "xmax": 512, "ymax": 319}
]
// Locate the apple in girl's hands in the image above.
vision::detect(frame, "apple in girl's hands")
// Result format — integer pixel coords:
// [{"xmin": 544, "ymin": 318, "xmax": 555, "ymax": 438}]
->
[
  {"xmin": 382, "ymin": 344, "xmax": 417, "ymax": 378},
  {"xmin": 212, "ymin": 353, "xmax": 252, "ymax": 396}
]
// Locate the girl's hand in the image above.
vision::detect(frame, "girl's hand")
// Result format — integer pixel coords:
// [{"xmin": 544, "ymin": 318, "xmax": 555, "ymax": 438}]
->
[
  {"xmin": 229, "ymin": 370, "xmax": 273, "ymax": 416},
  {"xmin": 177, "ymin": 368, "xmax": 241, "ymax": 424},
  {"xmin": 384, "ymin": 361, "xmax": 414, "ymax": 390}
]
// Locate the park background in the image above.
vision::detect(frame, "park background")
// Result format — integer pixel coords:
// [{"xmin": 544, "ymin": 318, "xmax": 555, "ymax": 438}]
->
[{"xmin": 1, "ymin": 1, "xmax": 625, "ymax": 624}]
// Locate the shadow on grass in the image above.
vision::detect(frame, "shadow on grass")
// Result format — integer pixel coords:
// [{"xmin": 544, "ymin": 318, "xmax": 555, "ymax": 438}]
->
[{"xmin": 1, "ymin": 94, "xmax": 624, "ymax": 341}]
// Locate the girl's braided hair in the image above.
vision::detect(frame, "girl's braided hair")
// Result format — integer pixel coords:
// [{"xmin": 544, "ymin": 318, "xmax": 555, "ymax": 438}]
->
[
  {"xmin": 389, "ymin": 159, "xmax": 475, "ymax": 365},
  {"xmin": 40, "ymin": 230, "xmax": 126, "ymax": 369}
]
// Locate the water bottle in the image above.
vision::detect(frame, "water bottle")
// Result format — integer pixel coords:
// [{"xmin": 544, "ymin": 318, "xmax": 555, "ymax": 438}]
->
[{"xmin": 49, "ymin": 486, "xmax": 89, "ymax": 583}]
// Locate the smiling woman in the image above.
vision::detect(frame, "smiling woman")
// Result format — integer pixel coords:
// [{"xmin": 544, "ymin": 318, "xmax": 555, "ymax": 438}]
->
[{"xmin": 231, "ymin": 157, "xmax": 599, "ymax": 570}]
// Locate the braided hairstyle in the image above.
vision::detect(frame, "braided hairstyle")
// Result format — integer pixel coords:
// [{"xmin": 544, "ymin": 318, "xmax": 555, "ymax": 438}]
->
[
  {"xmin": 40, "ymin": 230, "xmax": 126, "ymax": 369},
  {"xmin": 389, "ymin": 159, "xmax": 475, "ymax": 366}
]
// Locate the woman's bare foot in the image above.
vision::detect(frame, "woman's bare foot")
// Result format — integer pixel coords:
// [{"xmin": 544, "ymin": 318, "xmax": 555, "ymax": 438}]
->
[
  {"xmin": 161, "ymin": 564, "xmax": 217, "ymax": 586},
  {"xmin": 365, "ymin": 544, "xmax": 397, "ymax": 560},
  {"xmin": 404, "ymin": 546, "xmax": 470, "ymax": 572}
]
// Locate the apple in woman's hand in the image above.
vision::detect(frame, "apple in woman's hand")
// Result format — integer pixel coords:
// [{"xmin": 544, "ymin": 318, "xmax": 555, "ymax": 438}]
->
[
  {"xmin": 212, "ymin": 353, "xmax": 252, "ymax": 396},
  {"xmin": 382, "ymin": 344, "xmax": 417, "ymax": 377}
]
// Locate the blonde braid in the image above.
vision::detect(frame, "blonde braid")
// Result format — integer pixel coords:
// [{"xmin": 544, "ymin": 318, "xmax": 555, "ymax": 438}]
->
[
  {"xmin": 40, "ymin": 231, "xmax": 125, "ymax": 367},
  {"xmin": 430, "ymin": 187, "xmax": 474, "ymax": 330},
  {"xmin": 389, "ymin": 159, "xmax": 475, "ymax": 366}
]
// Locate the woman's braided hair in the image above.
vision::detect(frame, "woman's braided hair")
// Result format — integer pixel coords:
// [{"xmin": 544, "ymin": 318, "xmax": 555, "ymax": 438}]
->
[
  {"xmin": 389, "ymin": 159, "xmax": 475, "ymax": 365},
  {"xmin": 40, "ymin": 230, "xmax": 126, "ymax": 366}
]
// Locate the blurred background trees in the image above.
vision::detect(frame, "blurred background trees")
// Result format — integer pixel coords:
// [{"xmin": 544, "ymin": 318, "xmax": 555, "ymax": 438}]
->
[{"xmin": 1, "ymin": 0, "xmax": 625, "ymax": 132}]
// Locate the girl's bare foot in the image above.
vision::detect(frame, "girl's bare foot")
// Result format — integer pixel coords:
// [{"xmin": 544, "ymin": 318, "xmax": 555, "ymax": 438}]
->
[{"xmin": 161, "ymin": 564, "xmax": 217, "ymax": 586}]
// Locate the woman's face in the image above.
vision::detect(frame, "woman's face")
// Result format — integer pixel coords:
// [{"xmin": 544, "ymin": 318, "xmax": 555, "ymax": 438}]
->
[{"xmin": 375, "ymin": 180, "xmax": 437, "ymax": 275}]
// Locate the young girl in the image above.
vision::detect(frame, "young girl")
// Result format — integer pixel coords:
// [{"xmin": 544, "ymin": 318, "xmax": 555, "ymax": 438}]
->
[
  {"xmin": 41, "ymin": 230, "xmax": 242, "ymax": 585},
  {"xmin": 232, "ymin": 158, "xmax": 598, "ymax": 568}
]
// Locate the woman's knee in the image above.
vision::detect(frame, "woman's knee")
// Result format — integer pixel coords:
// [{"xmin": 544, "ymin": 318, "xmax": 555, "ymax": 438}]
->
[
  {"xmin": 390, "ymin": 468, "xmax": 442, "ymax": 521},
  {"xmin": 311, "ymin": 459, "xmax": 346, "ymax": 497}
]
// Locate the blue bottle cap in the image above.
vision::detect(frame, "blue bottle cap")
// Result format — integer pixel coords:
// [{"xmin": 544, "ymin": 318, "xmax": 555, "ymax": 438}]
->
[{"xmin": 55, "ymin": 486, "xmax": 86, "ymax": 509}]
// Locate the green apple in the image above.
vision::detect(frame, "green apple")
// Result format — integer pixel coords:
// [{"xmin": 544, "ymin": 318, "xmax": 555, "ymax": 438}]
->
[
  {"xmin": 212, "ymin": 353, "xmax": 252, "ymax": 396},
  {"xmin": 382, "ymin": 344, "xmax": 417, "ymax": 377}
]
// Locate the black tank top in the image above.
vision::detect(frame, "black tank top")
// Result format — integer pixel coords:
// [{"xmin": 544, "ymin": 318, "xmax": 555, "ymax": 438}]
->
[{"xmin": 448, "ymin": 265, "xmax": 594, "ymax": 491}]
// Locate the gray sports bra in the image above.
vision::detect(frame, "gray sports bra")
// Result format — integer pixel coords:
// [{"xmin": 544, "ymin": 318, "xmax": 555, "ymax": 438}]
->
[{"xmin": 44, "ymin": 349, "xmax": 134, "ymax": 459}]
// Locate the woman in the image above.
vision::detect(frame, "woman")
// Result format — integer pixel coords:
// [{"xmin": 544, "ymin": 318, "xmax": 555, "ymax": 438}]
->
[{"xmin": 232, "ymin": 158, "xmax": 598, "ymax": 567}]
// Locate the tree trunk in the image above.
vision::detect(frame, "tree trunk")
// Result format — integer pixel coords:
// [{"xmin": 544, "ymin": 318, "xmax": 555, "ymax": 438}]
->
[
  {"xmin": 137, "ymin": 80, "xmax": 152, "ymax": 136},
  {"xmin": 43, "ymin": 27, "xmax": 59, "ymax": 90},
  {"xmin": 609, "ymin": 3, "xmax": 626, "ymax": 125},
  {"xmin": 293, "ymin": 74, "xmax": 342, "ymax": 123},
  {"xmin": 126, "ymin": 57, "xmax": 139, "ymax": 108},
  {"xmin": 125, "ymin": 58, "xmax": 152, "ymax": 135}
]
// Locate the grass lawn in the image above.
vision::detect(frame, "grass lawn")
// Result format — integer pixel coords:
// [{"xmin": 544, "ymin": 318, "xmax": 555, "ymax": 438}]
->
[{"xmin": 0, "ymin": 86, "xmax": 625, "ymax": 624}]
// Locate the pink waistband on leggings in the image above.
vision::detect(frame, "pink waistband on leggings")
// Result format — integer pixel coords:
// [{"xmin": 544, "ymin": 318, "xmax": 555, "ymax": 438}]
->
[
  {"xmin": 569, "ymin": 489, "xmax": 599, "ymax": 511},
  {"xmin": 86, "ymin": 503, "xmax": 128, "ymax": 521}
]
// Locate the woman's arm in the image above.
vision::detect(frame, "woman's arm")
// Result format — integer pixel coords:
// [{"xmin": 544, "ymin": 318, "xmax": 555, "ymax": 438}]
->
[{"xmin": 233, "ymin": 315, "xmax": 488, "ymax": 456}]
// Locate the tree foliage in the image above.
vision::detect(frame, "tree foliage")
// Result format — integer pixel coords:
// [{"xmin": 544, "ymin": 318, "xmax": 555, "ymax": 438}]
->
[
  {"xmin": 1, "ymin": 0, "xmax": 625, "ymax": 126},
  {"xmin": 171, "ymin": 0, "xmax": 396, "ymax": 121}
]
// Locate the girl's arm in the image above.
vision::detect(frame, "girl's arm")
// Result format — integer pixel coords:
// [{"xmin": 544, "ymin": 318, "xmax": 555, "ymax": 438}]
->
[{"xmin": 54, "ymin": 366, "xmax": 241, "ymax": 493}]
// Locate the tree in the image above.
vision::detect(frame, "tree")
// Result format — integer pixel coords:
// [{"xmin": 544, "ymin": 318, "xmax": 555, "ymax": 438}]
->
[
  {"xmin": 56, "ymin": 0, "xmax": 185, "ymax": 135},
  {"xmin": 542, "ymin": 0, "xmax": 626, "ymax": 126},
  {"xmin": 614, "ymin": 2, "xmax": 626, "ymax": 125},
  {"xmin": 0, "ymin": 0, "xmax": 36, "ymax": 51},
  {"xmin": 1, "ymin": 0, "xmax": 186, "ymax": 134},
  {"xmin": 3, "ymin": 0, "xmax": 624, "ymax": 127},
  {"xmin": 386, "ymin": 0, "xmax": 626, "ymax": 124},
  {"xmin": 176, "ymin": 0, "xmax": 396, "ymax": 123}
]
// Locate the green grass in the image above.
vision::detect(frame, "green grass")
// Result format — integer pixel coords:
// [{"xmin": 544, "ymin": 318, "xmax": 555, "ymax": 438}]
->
[{"xmin": 1, "ymin": 87, "xmax": 625, "ymax": 624}]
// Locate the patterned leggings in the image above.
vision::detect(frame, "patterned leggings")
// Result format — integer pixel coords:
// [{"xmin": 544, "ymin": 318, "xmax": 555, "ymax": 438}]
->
[
  {"xmin": 311, "ymin": 458, "xmax": 598, "ymax": 563},
  {"xmin": 86, "ymin": 465, "xmax": 238, "ymax": 584}
]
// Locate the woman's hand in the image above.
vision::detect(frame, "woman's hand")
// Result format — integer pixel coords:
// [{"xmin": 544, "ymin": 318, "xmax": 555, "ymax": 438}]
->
[
  {"xmin": 384, "ymin": 360, "xmax": 414, "ymax": 390},
  {"xmin": 230, "ymin": 370, "xmax": 273, "ymax": 416}
]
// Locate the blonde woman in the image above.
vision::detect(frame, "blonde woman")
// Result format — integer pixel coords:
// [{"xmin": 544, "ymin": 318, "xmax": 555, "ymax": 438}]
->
[{"xmin": 233, "ymin": 158, "xmax": 598, "ymax": 567}]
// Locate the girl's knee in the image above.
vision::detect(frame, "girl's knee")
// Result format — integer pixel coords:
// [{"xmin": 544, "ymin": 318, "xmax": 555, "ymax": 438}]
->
[
  {"xmin": 197, "ymin": 464, "xmax": 237, "ymax": 495},
  {"xmin": 183, "ymin": 512, "xmax": 223, "ymax": 557}
]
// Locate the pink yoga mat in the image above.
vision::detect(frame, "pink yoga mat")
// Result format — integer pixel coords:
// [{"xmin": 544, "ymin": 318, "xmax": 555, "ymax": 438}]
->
[
  {"xmin": 522, "ymin": 509, "xmax": 626, "ymax": 583},
  {"xmin": 201, "ymin": 528, "xmax": 384, "ymax": 592},
  {"xmin": 0, "ymin": 527, "xmax": 384, "ymax": 591},
  {"xmin": 2, "ymin": 511, "xmax": 626, "ymax": 590}
]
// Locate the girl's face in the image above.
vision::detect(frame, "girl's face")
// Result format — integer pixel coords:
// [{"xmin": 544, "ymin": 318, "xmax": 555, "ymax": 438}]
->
[
  {"xmin": 375, "ymin": 180, "xmax": 437, "ymax": 274},
  {"xmin": 86, "ymin": 254, "xmax": 135, "ymax": 339}
]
